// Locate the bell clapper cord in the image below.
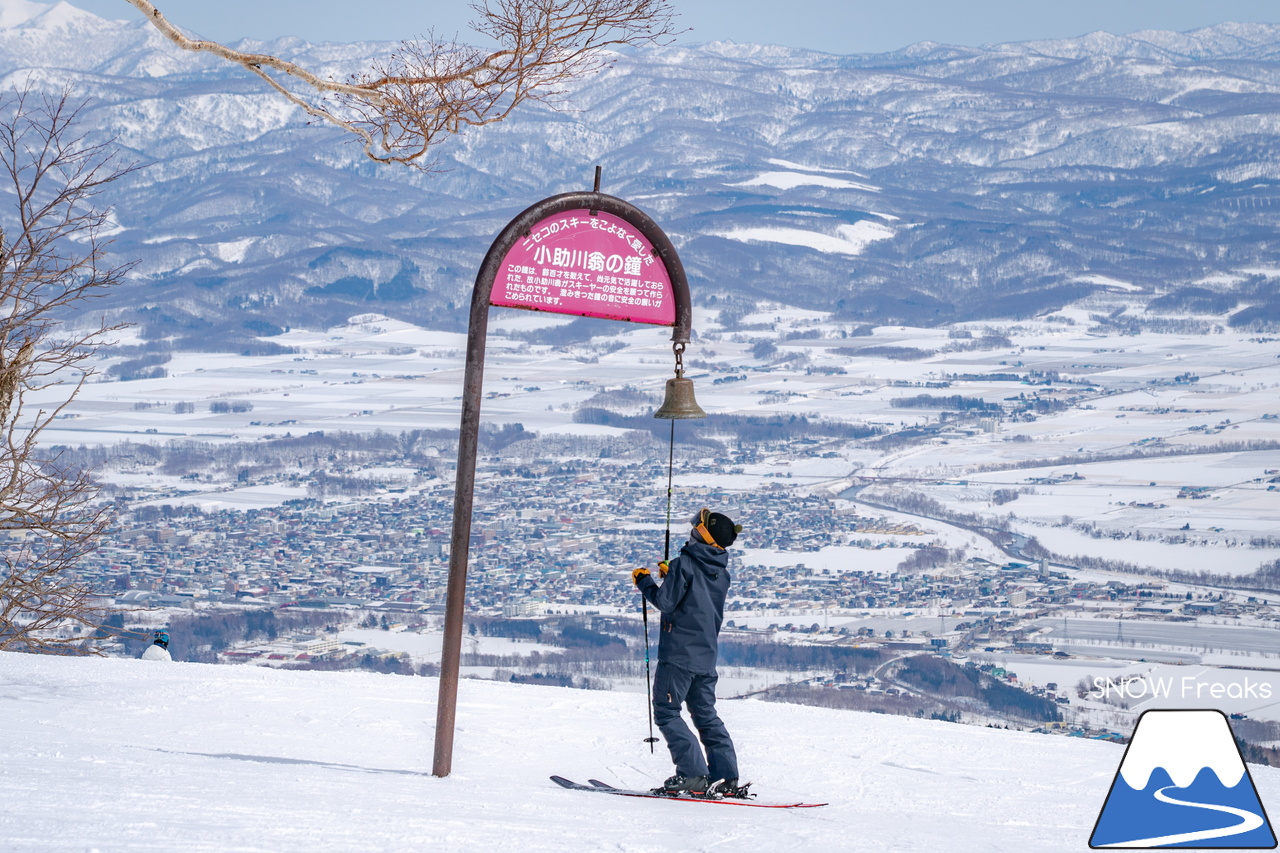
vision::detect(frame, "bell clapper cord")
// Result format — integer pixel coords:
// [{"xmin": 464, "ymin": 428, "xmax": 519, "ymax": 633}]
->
[
  {"xmin": 661, "ymin": 341, "xmax": 688, "ymax": 563},
  {"xmin": 642, "ymin": 342, "xmax": 686, "ymax": 753},
  {"xmin": 662, "ymin": 341, "xmax": 688, "ymax": 564}
]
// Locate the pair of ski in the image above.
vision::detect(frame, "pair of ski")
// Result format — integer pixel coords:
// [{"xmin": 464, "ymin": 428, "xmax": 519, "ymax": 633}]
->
[{"xmin": 550, "ymin": 775, "xmax": 826, "ymax": 809}]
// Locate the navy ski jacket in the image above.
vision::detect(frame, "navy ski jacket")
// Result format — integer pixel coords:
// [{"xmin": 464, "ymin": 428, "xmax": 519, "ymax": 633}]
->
[{"xmin": 637, "ymin": 538, "xmax": 730, "ymax": 676}]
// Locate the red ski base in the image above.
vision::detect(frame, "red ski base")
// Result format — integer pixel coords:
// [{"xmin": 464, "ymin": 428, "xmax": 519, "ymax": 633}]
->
[{"xmin": 550, "ymin": 775, "xmax": 827, "ymax": 809}]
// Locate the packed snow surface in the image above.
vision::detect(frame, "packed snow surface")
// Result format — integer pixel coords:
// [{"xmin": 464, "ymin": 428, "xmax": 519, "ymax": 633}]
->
[{"xmin": 6, "ymin": 652, "xmax": 1276, "ymax": 851}]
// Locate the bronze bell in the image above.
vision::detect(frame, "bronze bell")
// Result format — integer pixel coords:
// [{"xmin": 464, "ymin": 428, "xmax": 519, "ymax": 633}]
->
[{"xmin": 653, "ymin": 369, "xmax": 706, "ymax": 420}]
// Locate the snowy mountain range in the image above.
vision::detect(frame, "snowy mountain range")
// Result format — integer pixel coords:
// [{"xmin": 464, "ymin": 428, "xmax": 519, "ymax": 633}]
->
[{"xmin": 3, "ymin": 2, "xmax": 1280, "ymax": 345}]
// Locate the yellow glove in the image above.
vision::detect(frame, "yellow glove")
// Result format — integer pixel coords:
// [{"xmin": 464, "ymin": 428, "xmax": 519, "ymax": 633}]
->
[
  {"xmin": 658, "ymin": 560, "xmax": 670, "ymax": 578},
  {"xmin": 632, "ymin": 567, "xmax": 650, "ymax": 586}
]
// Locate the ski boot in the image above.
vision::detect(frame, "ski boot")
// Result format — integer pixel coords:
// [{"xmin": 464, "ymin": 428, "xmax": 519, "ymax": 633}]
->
[
  {"xmin": 653, "ymin": 773, "xmax": 709, "ymax": 796},
  {"xmin": 710, "ymin": 778, "xmax": 754, "ymax": 800}
]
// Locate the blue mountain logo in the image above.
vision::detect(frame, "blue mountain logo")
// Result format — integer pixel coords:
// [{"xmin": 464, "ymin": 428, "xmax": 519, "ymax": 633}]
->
[{"xmin": 1091, "ymin": 709, "xmax": 1276, "ymax": 848}]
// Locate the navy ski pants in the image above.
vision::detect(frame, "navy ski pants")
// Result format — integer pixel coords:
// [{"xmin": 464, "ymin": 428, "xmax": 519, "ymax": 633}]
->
[{"xmin": 652, "ymin": 662, "xmax": 738, "ymax": 781}]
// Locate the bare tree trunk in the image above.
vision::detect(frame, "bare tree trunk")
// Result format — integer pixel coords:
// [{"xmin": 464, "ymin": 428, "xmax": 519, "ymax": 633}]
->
[
  {"xmin": 0, "ymin": 84, "xmax": 136, "ymax": 655},
  {"xmin": 122, "ymin": 0, "xmax": 680, "ymax": 166}
]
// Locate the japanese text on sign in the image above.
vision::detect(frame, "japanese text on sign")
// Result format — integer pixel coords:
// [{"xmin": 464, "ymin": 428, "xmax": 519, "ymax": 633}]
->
[{"xmin": 489, "ymin": 209, "xmax": 676, "ymax": 326}]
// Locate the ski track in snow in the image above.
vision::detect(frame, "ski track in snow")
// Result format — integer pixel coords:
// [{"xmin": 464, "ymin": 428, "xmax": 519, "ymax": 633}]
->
[{"xmin": 2, "ymin": 652, "xmax": 1279, "ymax": 852}]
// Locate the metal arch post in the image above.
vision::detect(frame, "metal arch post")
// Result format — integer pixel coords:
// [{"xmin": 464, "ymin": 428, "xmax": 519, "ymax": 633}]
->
[
  {"xmin": 431, "ymin": 257, "xmax": 493, "ymax": 779},
  {"xmin": 432, "ymin": 189, "xmax": 692, "ymax": 778}
]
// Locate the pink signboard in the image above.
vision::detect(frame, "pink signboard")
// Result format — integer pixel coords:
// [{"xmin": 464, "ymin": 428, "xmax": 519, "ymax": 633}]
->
[{"xmin": 489, "ymin": 209, "xmax": 676, "ymax": 326}]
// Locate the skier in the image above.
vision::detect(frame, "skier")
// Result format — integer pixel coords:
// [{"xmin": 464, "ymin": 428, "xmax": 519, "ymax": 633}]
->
[
  {"xmin": 140, "ymin": 630, "xmax": 172, "ymax": 661},
  {"xmin": 632, "ymin": 507, "xmax": 746, "ymax": 798}
]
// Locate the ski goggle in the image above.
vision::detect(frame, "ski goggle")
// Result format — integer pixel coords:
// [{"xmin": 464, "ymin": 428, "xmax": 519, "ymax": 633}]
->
[{"xmin": 690, "ymin": 508, "xmax": 723, "ymax": 549}]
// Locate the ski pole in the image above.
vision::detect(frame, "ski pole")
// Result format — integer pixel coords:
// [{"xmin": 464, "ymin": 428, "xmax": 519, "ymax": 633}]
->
[
  {"xmin": 642, "ymin": 419, "xmax": 676, "ymax": 753},
  {"xmin": 642, "ymin": 596, "xmax": 658, "ymax": 752}
]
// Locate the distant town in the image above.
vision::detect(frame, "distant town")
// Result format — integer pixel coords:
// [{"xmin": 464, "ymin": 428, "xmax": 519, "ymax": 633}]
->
[
  {"xmin": 23, "ymin": 445, "xmax": 1278, "ymax": 674},
  {"xmin": 28, "ymin": 452, "xmax": 1267, "ymax": 619}
]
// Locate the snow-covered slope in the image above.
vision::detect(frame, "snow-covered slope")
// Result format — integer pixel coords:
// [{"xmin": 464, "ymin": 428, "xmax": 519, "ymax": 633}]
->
[{"xmin": 5, "ymin": 651, "xmax": 1273, "ymax": 852}]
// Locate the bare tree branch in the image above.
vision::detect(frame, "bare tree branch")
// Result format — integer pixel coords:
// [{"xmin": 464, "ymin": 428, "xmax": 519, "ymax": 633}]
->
[
  {"xmin": 0, "ymin": 83, "xmax": 136, "ymax": 655},
  {"xmin": 123, "ymin": 0, "xmax": 681, "ymax": 167}
]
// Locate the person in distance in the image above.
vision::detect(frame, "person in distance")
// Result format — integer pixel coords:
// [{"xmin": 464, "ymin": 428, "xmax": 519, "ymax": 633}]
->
[
  {"xmin": 141, "ymin": 630, "xmax": 172, "ymax": 661},
  {"xmin": 632, "ymin": 508, "xmax": 747, "ymax": 798}
]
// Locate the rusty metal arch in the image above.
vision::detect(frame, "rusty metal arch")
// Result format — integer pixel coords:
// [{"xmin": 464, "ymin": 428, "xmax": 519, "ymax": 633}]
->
[{"xmin": 433, "ymin": 189, "xmax": 691, "ymax": 777}]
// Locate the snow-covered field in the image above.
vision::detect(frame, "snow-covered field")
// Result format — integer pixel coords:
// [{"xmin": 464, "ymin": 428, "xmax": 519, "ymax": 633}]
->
[
  {"xmin": 29, "ymin": 304, "xmax": 1280, "ymax": 574},
  {"xmin": 5, "ymin": 650, "xmax": 1256, "ymax": 853},
  {"xmin": 335, "ymin": 628, "xmax": 566, "ymax": 661}
]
